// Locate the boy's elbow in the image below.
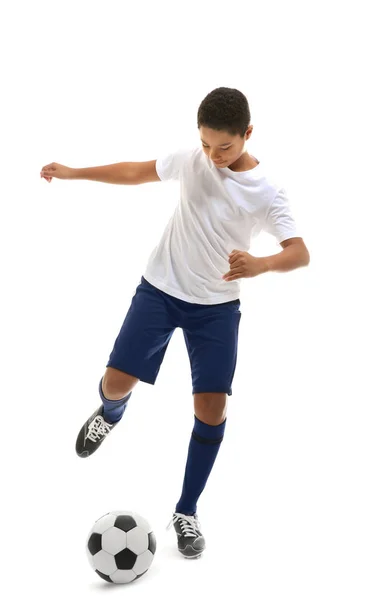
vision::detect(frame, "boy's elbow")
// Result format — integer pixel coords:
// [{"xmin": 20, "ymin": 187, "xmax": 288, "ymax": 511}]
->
[{"xmin": 303, "ymin": 249, "xmax": 310, "ymax": 266}]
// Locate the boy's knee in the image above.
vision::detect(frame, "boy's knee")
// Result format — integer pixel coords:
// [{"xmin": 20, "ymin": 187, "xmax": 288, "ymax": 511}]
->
[
  {"xmin": 194, "ymin": 393, "xmax": 228, "ymax": 425},
  {"xmin": 102, "ymin": 367, "xmax": 139, "ymax": 400}
]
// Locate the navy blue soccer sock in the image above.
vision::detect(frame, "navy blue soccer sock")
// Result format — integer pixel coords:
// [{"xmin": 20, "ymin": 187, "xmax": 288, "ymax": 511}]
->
[
  {"xmin": 99, "ymin": 377, "xmax": 132, "ymax": 424},
  {"xmin": 175, "ymin": 415, "xmax": 226, "ymax": 516}
]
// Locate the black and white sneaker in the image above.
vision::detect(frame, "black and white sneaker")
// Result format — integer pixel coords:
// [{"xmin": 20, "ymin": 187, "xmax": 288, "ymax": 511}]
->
[
  {"xmin": 75, "ymin": 405, "xmax": 118, "ymax": 458},
  {"xmin": 167, "ymin": 512, "xmax": 206, "ymax": 558}
]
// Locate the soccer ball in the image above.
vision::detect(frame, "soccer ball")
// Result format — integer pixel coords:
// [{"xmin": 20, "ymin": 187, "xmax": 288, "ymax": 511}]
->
[{"xmin": 86, "ymin": 510, "xmax": 157, "ymax": 584}]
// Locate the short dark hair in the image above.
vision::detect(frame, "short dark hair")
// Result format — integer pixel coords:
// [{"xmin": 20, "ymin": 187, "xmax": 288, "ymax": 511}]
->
[{"xmin": 197, "ymin": 87, "xmax": 251, "ymax": 138}]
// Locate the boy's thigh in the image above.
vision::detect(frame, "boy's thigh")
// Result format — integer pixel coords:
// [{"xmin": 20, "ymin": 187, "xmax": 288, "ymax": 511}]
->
[
  {"xmin": 183, "ymin": 301, "xmax": 241, "ymax": 396},
  {"xmin": 106, "ymin": 277, "xmax": 177, "ymax": 386}
]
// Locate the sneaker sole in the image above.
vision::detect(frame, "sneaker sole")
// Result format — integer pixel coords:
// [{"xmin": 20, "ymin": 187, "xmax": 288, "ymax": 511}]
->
[{"xmin": 179, "ymin": 546, "xmax": 205, "ymax": 559}]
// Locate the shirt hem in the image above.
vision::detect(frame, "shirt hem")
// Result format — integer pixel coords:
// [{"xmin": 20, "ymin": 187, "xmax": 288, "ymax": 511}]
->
[{"xmin": 142, "ymin": 272, "xmax": 240, "ymax": 305}]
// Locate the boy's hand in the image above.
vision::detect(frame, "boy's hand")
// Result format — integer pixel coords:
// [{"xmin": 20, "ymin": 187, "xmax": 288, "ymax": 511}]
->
[
  {"xmin": 222, "ymin": 250, "xmax": 269, "ymax": 281},
  {"xmin": 40, "ymin": 162, "xmax": 73, "ymax": 182}
]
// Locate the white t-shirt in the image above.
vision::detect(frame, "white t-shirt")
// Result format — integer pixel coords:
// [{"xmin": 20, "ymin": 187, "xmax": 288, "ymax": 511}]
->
[{"xmin": 143, "ymin": 146, "xmax": 300, "ymax": 305}]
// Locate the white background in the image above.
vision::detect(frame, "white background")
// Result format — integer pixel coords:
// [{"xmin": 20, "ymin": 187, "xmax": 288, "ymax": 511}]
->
[{"xmin": 1, "ymin": 0, "xmax": 387, "ymax": 598}]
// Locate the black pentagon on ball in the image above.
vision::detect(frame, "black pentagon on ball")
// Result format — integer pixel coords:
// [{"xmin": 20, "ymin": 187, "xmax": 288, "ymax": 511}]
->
[
  {"xmin": 115, "ymin": 548, "xmax": 137, "ymax": 570},
  {"xmin": 148, "ymin": 531, "xmax": 157, "ymax": 554},
  {"xmin": 135, "ymin": 570, "xmax": 146, "ymax": 582},
  {"xmin": 88, "ymin": 533, "xmax": 102, "ymax": 556},
  {"xmin": 114, "ymin": 515, "xmax": 137, "ymax": 532},
  {"xmin": 95, "ymin": 569, "xmax": 113, "ymax": 583}
]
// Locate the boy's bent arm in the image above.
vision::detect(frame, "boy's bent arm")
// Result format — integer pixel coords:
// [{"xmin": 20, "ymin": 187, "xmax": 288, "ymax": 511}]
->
[{"xmin": 71, "ymin": 160, "xmax": 161, "ymax": 185}]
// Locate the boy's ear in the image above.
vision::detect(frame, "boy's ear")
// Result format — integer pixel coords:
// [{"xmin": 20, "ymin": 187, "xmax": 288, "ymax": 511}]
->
[{"xmin": 245, "ymin": 125, "xmax": 253, "ymax": 140}]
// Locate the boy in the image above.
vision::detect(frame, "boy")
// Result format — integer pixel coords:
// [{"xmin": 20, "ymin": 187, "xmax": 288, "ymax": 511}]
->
[{"xmin": 40, "ymin": 87, "xmax": 310, "ymax": 559}]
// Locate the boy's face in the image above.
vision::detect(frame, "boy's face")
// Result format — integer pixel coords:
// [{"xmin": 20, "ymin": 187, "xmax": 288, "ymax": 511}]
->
[{"xmin": 199, "ymin": 125, "xmax": 253, "ymax": 168}]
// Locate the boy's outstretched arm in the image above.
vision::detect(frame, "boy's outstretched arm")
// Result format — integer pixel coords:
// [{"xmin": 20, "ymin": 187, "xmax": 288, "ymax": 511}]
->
[{"xmin": 40, "ymin": 160, "xmax": 161, "ymax": 185}]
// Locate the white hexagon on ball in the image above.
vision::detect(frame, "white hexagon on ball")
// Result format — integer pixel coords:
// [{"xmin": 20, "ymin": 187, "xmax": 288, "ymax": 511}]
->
[
  {"xmin": 102, "ymin": 527, "xmax": 127, "ymax": 555},
  {"xmin": 110, "ymin": 569, "xmax": 138, "ymax": 584},
  {"xmin": 93, "ymin": 550, "xmax": 117, "ymax": 576},
  {"xmin": 133, "ymin": 550, "xmax": 154, "ymax": 576},
  {"xmin": 93, "ymin": 513, "xmax": 117, "ymax": 534},
  {"xmin": 126, "ymin": 527, "xmax": 149, "ymax": 554}
]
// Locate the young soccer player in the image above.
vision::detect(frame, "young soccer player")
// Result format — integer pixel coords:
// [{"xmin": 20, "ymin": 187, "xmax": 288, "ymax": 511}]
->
[{"xmin": 40, "ymin": 87, "xmax": 310, "ymax": 558}]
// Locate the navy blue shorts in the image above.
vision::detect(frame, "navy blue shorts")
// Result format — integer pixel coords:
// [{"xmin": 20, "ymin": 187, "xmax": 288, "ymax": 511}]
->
[{"xmin": 106, "ymin": 276, "xmax": 242, "ymax": 396}]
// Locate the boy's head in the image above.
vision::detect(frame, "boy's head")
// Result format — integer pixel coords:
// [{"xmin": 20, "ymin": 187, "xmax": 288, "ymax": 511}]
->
[{"xmin": 197, "ymin": 87, "xmax": 253, "ymax": 168}]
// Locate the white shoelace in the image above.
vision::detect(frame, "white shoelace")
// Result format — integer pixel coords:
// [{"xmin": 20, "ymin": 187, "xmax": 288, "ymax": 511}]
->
[
  {"xmin": 86, "ymin": 415, "xmax": 113, "ymax": 442},
  {"xmin": 166, "ymin": 513, "xmax": 201, "ymax": 537}
]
